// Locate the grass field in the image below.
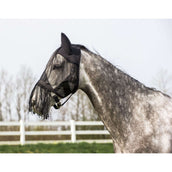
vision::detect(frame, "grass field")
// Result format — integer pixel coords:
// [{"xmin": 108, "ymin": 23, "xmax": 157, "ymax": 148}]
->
[{"xmin": 0, "ymin": 142, "xmax": 114, "ymax": 153}]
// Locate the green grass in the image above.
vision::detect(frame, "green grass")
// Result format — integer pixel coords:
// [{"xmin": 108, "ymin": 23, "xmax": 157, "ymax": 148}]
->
[{"xmin": 0, "ymin": 142, "xmax": 114, "ymax": 153}]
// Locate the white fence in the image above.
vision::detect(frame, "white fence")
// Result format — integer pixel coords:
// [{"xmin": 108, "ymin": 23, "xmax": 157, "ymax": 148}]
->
[{"xmin": 0, "ymin": 120, "xmax": 112, "ymax": 145}]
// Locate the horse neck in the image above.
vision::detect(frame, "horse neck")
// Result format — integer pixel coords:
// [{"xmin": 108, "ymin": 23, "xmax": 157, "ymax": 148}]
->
[
  {"xmin": 79, "ymin": 49, "xmax": 150, "ymax": 110},
  {"xmin": 78, "ymin": 49, "xmax": 154, "ymax": 135}
]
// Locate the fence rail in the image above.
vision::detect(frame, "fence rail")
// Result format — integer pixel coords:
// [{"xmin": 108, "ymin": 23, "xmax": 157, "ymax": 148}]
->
[{"xmin": 0, "ymin": 120, "xmax": 112, "ymax": 145}]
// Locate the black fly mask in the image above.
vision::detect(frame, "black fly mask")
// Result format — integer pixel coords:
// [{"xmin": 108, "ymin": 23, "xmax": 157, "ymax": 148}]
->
[{"xmin": 29, "ymin": 33, "xmax": 81, "ymax": 119}]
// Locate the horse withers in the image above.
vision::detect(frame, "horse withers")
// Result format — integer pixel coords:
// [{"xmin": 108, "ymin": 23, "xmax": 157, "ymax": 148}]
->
[{"xmin": 29, "ymin": 33, "xmax": 172, "ymax": 153}]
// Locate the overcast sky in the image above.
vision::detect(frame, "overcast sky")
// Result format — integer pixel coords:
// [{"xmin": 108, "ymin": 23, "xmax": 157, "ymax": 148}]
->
[{"xmin": 0, "ymin": 19, "xmax": 172, "ymax": 88}]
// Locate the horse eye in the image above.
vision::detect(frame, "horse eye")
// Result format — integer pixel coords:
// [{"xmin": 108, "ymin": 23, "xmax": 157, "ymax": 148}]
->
[
  {"xmin": 53, "ymin": 64, "xmax": 61, "ymax": 70},
  {"xmin": 52, "ymin": 62, "xmax": 64, "ymax": 70}
]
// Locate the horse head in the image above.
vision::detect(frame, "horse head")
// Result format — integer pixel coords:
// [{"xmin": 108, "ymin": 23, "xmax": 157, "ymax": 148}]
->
[{"xmin": 29, "ymin": 33, "xmax": 81, "ymax": 118}]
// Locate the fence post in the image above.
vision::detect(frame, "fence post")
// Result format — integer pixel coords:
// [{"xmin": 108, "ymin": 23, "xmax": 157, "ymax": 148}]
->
[
  {"xmin": 70, "ymin": 120, "xmax": 76, "ymax": 143},
  {"xmin": 20, "ymin": 120, "xmax": 25, "ymax": 145}
]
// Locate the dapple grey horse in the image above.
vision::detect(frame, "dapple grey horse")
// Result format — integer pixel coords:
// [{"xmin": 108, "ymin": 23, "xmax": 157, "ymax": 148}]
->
[{"xmin": 29, "ymin": 33, "xmax": 172, "ymax": 153}]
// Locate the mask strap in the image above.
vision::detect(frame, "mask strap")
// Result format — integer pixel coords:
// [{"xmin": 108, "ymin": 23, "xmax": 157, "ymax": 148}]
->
[{"xmin": 53, "ymin": 93, "xmax": 73, "ymax": 109}]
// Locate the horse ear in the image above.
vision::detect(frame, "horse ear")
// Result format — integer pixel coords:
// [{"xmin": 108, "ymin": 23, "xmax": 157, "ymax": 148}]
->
[{"xmin": 61, "ymin": 33, "xmax": 71, "ymax": 54}]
